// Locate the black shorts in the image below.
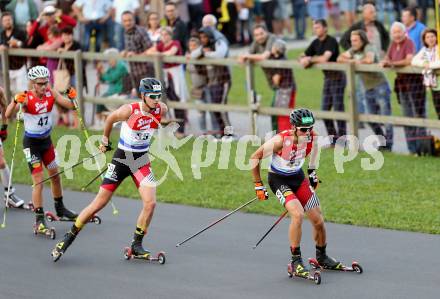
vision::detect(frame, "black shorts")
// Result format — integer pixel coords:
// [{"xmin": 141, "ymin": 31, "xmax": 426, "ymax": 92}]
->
[
  {"xmin": 268, "ymin": 170, "xmax": 320, "ymax": 210},
  {"xmin": 101, "ymin": 148, "xmax": 155, "ymax": 192},
  {"xmin": 23, "ymin": 136, "xmax": 57, "ymax": 174}
]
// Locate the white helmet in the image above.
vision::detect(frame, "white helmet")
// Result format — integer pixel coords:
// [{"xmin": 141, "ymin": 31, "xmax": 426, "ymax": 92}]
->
[{"xmin": 28, "ymin": 65, "xmax": 50, "ymax": 80}]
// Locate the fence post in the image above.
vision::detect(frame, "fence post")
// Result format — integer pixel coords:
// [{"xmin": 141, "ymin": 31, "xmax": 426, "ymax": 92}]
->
[
  {"xmin": 1, "ymin": 49, "xmax": 11, "ymax": 102},
  {"xmin": 153, "ymin": 54, "xmax": 165, "ymax": 97},
  {"xmin": 345, "ymin": 63, "xmax": 359, "ymax": 138},
  {"xmin": 245, "ymin": 61, "xmax": 257, "ymax": 136},
  {"xmin": 74, "ymin": 50, "xmax": 85, "ymax": 123}
]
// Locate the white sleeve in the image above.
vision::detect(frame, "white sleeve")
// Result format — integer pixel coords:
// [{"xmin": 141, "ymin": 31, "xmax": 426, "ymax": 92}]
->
[{"xmin": 204, "ymin": 40, "xmax": 228, "ymax": 58}]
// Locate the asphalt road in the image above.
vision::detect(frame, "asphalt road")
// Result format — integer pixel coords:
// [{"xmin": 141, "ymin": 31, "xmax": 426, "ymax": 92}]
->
[{"xmin": 0, "ymin": 185, "xmax": 439, "ymax": 299}]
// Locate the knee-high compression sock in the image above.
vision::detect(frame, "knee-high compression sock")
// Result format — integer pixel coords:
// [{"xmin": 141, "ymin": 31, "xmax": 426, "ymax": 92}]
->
[{"xmin": 316, "ymin": 244, "xmax": 327, "ymax": 257}]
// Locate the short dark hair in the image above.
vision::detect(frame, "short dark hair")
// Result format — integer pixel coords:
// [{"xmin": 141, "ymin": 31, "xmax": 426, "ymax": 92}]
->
[
  {"xmin": 403, "ymin": 6, "xmax": 417, "ymax": 19},
  {"xmin": 121, "ymin": 10, "xmax": 134, "ymax": 17},
  {"xmin": 252, "ymin": 23, "xmax": 267, "ymax": 32},
  {"xmin": 61, "ymin": 26, "xmax": 73, "ymax": 35},
  {"xmin": 313, "ymin": 19, "xmax": 327, "ymax": 28},
  {"xmin": 165, "ymin": 2, "xmax": 176, "ymax": 8},
  {"xmin": 422, "ymin": 28, "xmax": 437, "ymax": 47},
  {"xmin": 1, "ymin": 11, "xmax": 13, "ymax": 19}
]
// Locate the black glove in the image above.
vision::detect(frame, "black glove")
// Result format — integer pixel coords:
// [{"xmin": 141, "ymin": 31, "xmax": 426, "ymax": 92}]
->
[
  {"xmin": 0, "ymin": 124, "xmax": 7, "ymax": 141},
  {"xmin": 99, "ymin": 140, "xmax": 112, "ymax": 153},
  {"xmin": 308, "ymin": 169, "xmax": 320, "ymax": 190}
]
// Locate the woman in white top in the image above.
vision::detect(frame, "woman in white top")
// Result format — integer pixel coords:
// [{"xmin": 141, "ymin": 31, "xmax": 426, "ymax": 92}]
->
[
  {"xmin": 411, "ymin": 28, "xmax": 440, "ymax": 119},
  {"xmin": 146, "ymin": 12, "xmax": 162, "ymax": 44}
]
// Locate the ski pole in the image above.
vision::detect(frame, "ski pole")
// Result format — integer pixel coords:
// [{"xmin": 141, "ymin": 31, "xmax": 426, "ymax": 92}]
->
[
  {"xmin": 32, "ymin": 151, "xmax": 103, "ymax": 187},
  {"xmin": 1, "ymin": 104, "xmax": 23, "ymax": 228},
  {"xmin": 81, "ymin": 166, "xmax": 108, "ymax": 191},
  {"xmin": 253, "ymin": 210, "xmax": 288, "ymax": 249},
  {"xmin": 176, "ymin": 197, "xmax": 258, "ymax": 247},
  {"xmin": 70, "ymin": 90, "xmax": 119, "ymax": 215}
]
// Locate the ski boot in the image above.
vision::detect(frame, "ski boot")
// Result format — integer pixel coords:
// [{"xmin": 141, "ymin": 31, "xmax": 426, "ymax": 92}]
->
[
  {"xmin": 54, "ymin": 201, "xmax": 78, "ymax": 220},
  {"xmin": 123, "ymin": 235, "xmax": 165, "ymax": 264},
  {"xmin": 309, "ymin": 246, "xmax": 363, "ymax": 274},
  {"xmin": 51, "ymin": 231, "xmax": 76, "ymax": 262},
  {"xmin": 287, "ymin": 255, "xmax": 321, "ymax": 285},
  {"xmin": 33, "ymin": 214, "xmax": 56, "ymax": 239},
  {"xmin": 4, "ymin": 188, "xmax": 24, "ymax": 208}
]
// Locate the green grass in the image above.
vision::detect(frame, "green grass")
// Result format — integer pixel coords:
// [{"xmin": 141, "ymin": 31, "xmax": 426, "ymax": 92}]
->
[{"xmin": 4, "ymin": 125, "xmax": 440, "ymax": 234}]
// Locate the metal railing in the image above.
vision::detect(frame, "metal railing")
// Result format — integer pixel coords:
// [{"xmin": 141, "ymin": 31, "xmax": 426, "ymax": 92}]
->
[{"xmin": 2, "ymin": 48, "xmax": 440, "ymax": 138}]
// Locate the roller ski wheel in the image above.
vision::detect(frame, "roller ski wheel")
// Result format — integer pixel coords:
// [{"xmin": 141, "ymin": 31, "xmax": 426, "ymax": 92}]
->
[
  {"xmin": 45, "ymin": 211, "xmax": 102, "ymax": 225},
  {"xmin": 33, "ymin": 224, "xmax": 56, "ymax": 240},
  {"xmin": 123, "ymin": 247, "xmax": 166, "ymax": 264},
  {"xmin": 308, "ymin": 258, "xmax": 363, "ymax": 274},
  {"xmin": 287, "ymin": 263, "xmax": 321, "ymax": 285}
]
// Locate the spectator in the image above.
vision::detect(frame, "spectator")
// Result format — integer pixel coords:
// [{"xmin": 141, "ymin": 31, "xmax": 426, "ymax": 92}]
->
[
  {"xmin": 199, "ymin": 26, "xmax": 232, "ymax": 137},
  {"xmin": 73, "ymin": 0, "xmax": 113, "ymax": 52},
  {"xmin": 382, "ymin": 22, "xmax": 422, "ymax": 154},
  {"xmin": 28, "ymin": 5, "xmax": 77, "ymax": 44},
  {"xmin": 57, "ymin": 26, "xmax": 82, "ymax": 128},
  {"xmin": 375, "ymin": 0, "xmax": 395, "ymax": 28},
  {"xmin": 146, "ymin": 27, "xmax": 189, "ymax": 135},
  {"xmin": 236, "ymin": 0, "xmax": 252, "ymax": 45},
  {"xmin": 339, "ymin": 0, "xmax": 356, "ymax": 27},
  {"xmin": 165, "ymin": 1, "xmax": 188, "ymax": 53},
  {"xmin": 5, "ymin": 0, "xmax": 39, "ymax": 32},
  {"xmin": 202, "ymin": 14, "xmax": 229, "ymax": 46},
  {"xmin": 260, "ymin": 0, "xmax": 276, "ymax": 33},
  {"xmin": 273, "ymin": 0, "xmax": 293, "ymax": 38},
  {"xmin": 56, "ymin": 0, "xmax": 76, "ymax": 17},
  {"xmin": 187, "ymin": 36, "xmax": 210, "ymax": 133},
  {"xmin": 338, "ymin": 30, "xmax": 393, "ymax": 151},
  {"xmin": 120, "ymin": 10, "xmax": 154, "ymax": 97},
  {"xmin": 37, "ymin": 26, "xmax": 62, "ymax": 85},
  {"xmin": 300, "ymin": 19, "xmax": 346, "ymax": 143},
  {"xmin": 412, "ymin": 28, "xmax": 440, "ymax": 120},
  {"xmin": 291, "ymin": 0, "xmax": 307, "ymax": 40},
  {"xmin": 340, "ymin": 3, "xmax": 389, "ymax": 57},
  {"xmin": 94, "ymin": 48, "xmax": 129, "ymax": 129},
  {"xmin": 221, "ymin": 0, "xmax": 239, "ymax": 45},
  {"xmin": 0, "ymin": 11, "xmax": 28, "ymax": 95},
  {"xmin": 307, "ymin": 0, "xmax": 327, "ymax": 21},
  {"xmin": 266, "ymin": 39, "xmax": 296, "ymax": 131},
  {"xmin": 187, "ymin": 0, "xmax": 205, "ymax": 35},
  {"xmin": 112, "ymin": 0, "xmax": 140, "ymax": 51},
  {"xmin": 146, "ymin": 12, "xmax": 162, "ymax": 44},
  {"xmin": 238, "ymin": 24, "xmax": 277, "ymax": 64},
  {"xmin": 402, "ymin": 6, "xmax": 426, "ymax": 53},
  {"xmin": 25, "ymin": 19, "xmax": 45, "ymax": 68}
]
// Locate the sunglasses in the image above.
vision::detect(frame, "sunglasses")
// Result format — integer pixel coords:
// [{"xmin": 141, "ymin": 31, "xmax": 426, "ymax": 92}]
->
[
  {"xmin": 34, "ymin": 81, "xmax": 49, "ymax": 86},
  {"xmin": 148, "ymin": 93, "xmax": 162, "ymax": 100},
  {"xmin": 298, "ymin": 126, "xmax": 313, "ymax": 132}
]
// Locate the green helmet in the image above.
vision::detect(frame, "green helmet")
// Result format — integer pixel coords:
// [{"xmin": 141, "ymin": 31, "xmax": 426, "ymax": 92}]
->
[{"xmin": 289, "ymin": 108, "xmax": 315, "ymax": 127}]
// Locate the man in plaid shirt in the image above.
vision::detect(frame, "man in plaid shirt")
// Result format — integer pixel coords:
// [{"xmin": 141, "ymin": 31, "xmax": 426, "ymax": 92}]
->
[{"xmin": 121, "ymin": 11, "xmax": 154, "ymax": 96}]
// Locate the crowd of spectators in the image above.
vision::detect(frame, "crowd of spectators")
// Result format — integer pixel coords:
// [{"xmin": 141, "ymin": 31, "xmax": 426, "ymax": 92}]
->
[{"xmin": 0, "ymin": 0, "xmax": 439, "ymax": 153}]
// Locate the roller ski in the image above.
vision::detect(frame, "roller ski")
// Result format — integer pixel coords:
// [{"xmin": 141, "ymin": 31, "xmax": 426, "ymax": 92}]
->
[
  {"xmin": 45, "ymin": 211, "xmax": 101, "ymax": 225},
  {"xmin": 33, "ymin": 217, "xmax": 56, "ymax": 240},
  {"xmin": 287, "ymin": 255, "xmax": 321, "ymax": 285},
  {"xmin": 123, "ymin": 231, "xmax": 166, "ymax": 264},
  {"xmin": 3, "ymin": 189, "xmax": 32, "ymax": 210},
  {"xmin": 308, "ymin": 257, "xmax": 363, "ymax": 274},
  {"xmin": 51, "ymin": 231, "xmax": 76, "ymax": 262},
  {"xmin": 123, "ymin": 247, "xmax": 166, "ymax": 264},
  {"xmin": 309, "ymin": 245, "xmax": 363, "ymax": 274}
]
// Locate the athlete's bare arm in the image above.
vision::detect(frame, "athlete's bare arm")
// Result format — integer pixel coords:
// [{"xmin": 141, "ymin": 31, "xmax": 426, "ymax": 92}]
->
[
  {"xmin": 308, "ymin": 132, "xmax": 320, "ymax": 170},
  {"xmin": 102, "ymin": 104, "xmax": 132, "ymax": 141},
  {"xmin": 159, "ymin": 102, "xmax": 168, "ymax": 117},
  {"xmin": 5, "ymin": 94, "xmax": 26, "ymax": 119},
  {"xmin": 250, "ymin": 134, "xmax": 284, "ymax": 183},
  {"xmin": 0, "ymin": 87, "xmax": 7, "ymax": 124},
  {"xmin": 52, "ymin": 89, "xmax": 76, "ymax": 110}
]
